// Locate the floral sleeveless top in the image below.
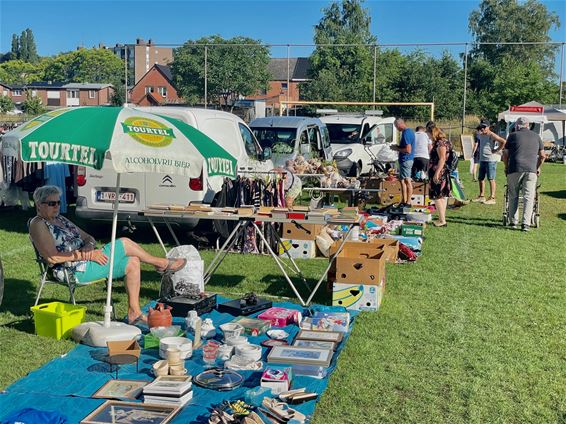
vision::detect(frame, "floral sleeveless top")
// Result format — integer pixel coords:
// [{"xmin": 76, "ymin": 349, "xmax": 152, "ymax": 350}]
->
[{"xmin": 39, "ymin": 215, "xmax": 87, "ymax": 280}]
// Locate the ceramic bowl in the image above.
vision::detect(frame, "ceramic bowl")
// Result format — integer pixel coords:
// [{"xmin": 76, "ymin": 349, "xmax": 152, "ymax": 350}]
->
[
  {"xmin": 152, "ymin": 360, "xmax": 169, "ymax": 376},
  {"xmin": 220, "ymin": 323, "xmax": 244, "ymax": 340},
  {"xmin": 160, "ymin": 337, "xmax": 193, "ymax": 359},
  {"xmin": 267, "ymin": 329, "xmax": 289, "ymax": 340},
  {"xmin": 150, "ymin": 325, "xmax": 181, "ymax": 339},
  {"xmin": 225, "ymin": 335, "xmax": 249, "ymax": 347},
  {"xmin": 234, "ymin": 344, "xmax": 262, "ymax": 362}
]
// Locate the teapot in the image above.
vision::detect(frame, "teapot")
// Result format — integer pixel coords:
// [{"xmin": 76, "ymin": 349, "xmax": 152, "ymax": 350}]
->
[{"xmin": 148, "ymin": 303, "xmax": 173, "ymax": 328}]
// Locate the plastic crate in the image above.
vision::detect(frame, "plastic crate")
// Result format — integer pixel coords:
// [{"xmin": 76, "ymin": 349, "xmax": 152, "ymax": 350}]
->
[{"xmin": 30, "ymin": 302, "xmax": 86, "ymax": 339}]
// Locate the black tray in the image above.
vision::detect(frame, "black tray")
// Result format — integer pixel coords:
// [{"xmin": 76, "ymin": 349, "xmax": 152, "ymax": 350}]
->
[
  {"xmin": 217, "ymin": 297, "xmax": 272, "ymax": 316},
  {"xmin": 159, "ymin": 293, "xmax": 217, "ymax": 317}
]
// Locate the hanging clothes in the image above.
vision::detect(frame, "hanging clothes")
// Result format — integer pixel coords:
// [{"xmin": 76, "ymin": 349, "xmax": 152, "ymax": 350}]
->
[{"xmin": 44, "ymin": 163, "xmax": 71, "ymax": 213}]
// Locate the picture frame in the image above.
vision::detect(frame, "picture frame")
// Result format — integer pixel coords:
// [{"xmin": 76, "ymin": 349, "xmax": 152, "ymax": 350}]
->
[
  {"xmin": 292, "ymin": 339, "xmax": 336, "ymax": 351},
  {"xmin": 295, "ymin": 329, "xmax": 343, "ymax": 343},
  {"xmin": 460, "ymin": 135, "xmax": 475, "ymax": 161},
  {"xmin": 92, "ymin": 379, "xmax": 148, "ymax": 400},
  {"xmin": 267, "ymin": 345, "xmax": 334, "ymax": 367},
  {"xmin": 81, "ymin": 401, "xmax": 179, "ymax": 424}
]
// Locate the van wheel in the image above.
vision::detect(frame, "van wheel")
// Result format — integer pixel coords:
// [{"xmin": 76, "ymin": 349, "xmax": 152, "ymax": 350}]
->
[{"xmin": 349, "ymin": 162, "xmax": 362, "ymax": 178}]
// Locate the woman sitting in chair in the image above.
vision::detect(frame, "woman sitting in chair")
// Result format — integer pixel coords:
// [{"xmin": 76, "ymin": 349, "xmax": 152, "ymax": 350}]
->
[{"xmin": 29, "ymin": 185, "xmax": 186, "ymax": 325}]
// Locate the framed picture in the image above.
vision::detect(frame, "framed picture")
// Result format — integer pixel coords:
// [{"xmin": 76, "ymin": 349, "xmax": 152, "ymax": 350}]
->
[
  {"xmin": 296, "ymin": 329, "xmax": 343, "ymax": 343},
  {"xmin": 460, "ymin": 135, "xmax": 475, "ymax": 161},
  {"xmin": 293, "ymin": 339, "xmax": 336, "ymax": 350},
  {"xmin": 92, "ymin": 380, "xmax": 148, "ymax": 400},
  {"xmin": 81, "ymin": 401, "xmax": 179, "ymax": 424},
  {"xmin": 267, "ymin": 345, "xmax": 334, "ymax": 367}
]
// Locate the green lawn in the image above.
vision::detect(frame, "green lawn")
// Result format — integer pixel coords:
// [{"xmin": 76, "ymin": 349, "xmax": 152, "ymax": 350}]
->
[{"xmin": 0, "ymin": 162, "xmax": 565, "ymax": 423}]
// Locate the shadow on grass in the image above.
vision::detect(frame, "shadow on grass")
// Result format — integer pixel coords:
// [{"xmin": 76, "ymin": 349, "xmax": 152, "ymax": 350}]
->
[
  {"xmin": 261, "ymin": 274, "xmax": 331, "ymax": 305},
  {"xmin": 447, "ymin": 216, "xmax": 503, "ymax": 228},
  {"xmin": 541, "ymin": 189, "xmax": 566, "ymax": 199},
  {"xmin": 558, "ymin": 213, "xmax": 566, "ymax": 221},
  {"xmin": 0, "ymin": 208, "xmax": 35, "ymax": 235}
]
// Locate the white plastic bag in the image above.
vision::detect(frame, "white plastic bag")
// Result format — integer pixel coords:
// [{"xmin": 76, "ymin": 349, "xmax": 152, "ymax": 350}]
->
[
  {"xmin": 166, "ymin": 245, "xmax": 204, "ymax": 294},
  {"xmin": 376, "ymin": 145, "xmax": 399, "ymax": 162}
]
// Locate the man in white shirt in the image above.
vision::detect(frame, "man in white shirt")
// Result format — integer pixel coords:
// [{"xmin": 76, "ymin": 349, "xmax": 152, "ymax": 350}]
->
[{"xmin": 411, "ymin": 126, "xmax": 432, "ymax": 180}]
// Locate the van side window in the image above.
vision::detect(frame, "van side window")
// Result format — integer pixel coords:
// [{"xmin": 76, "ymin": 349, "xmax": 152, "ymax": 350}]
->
[
  {"xmin": 378, "ymin": 123, "xmax": 394, "ymax": 144},
  {"xmin": 300, "ymin": 130, "xmax": 308, "ymax": 144},
  {"xmin": 239, "ymin": 123, "xmax": 259, "ymax": 158},
  {"xmin": 308, "ymin": 127, "xmax": 319, "ymax": 151},
  {"xmin": 322, "ymin": 127, "xmax": 331, "ymax": 149}
]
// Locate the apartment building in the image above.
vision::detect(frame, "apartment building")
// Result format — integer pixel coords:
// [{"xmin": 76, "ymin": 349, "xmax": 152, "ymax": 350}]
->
[{"xmin": 112, "ymin": 39, "xmax": 173, "ymax": 85}]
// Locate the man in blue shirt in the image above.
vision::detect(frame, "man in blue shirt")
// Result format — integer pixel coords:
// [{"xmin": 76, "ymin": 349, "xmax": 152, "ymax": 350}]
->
[{"xmin": 391, "ymin": 118, "xmax": 415, "ymax": 207}]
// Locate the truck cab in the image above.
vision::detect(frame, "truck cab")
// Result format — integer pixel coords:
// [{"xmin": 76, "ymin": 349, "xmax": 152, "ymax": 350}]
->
[
  {"xmin": 75, "ymin": 106, "xmax": 273, "ymax": 228},
  {"xmin": 319, "ymin": 111, "xmax": 399, "ymax": 176},
  {"xmin": 249, "ymin": 116, "xmax": 333, "ymax": 168}
]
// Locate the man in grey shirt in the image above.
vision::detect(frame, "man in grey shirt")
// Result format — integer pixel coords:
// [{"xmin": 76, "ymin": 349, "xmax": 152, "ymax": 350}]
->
[
  {"xmin": 472, "ymin": 120, "xmax": 507, "ymax": 205},
  {"xmin": 502, "ymin": 117, "xmax": 545, "ymax": 231}
]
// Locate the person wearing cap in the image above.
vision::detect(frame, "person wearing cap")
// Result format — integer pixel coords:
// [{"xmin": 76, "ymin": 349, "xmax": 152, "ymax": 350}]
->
[
  {"xmin": 502, "ymin": 117, "xmax": 545, "ymax": 231},
  {"xmin": 391, "ymin": 118, "xmax": 415, "ymax": 207},
  {"xmin": 472, "ymin": 120, "xmax": 506, "ymax": 205}
]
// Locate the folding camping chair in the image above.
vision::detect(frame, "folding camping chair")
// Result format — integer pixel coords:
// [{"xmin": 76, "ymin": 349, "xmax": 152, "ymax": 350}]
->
[{"xmin": 28, "ymin": 220, "xmax": 117, "ymax": 319}]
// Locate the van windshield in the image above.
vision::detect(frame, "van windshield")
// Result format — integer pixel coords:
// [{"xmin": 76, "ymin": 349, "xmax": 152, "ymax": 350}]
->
[
  {"xmin": 326, "ymin": 123, "xmax": 362, "ymax": 144},
  {"xmin": 252, "ymin": 127, "xmax": 295, "ymax": 154}
]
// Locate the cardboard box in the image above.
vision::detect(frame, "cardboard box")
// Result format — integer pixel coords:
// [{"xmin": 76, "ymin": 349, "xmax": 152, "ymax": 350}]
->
[
  {"xmin": 282, "ymin": 223, "xmax": 323, "ymax": 240},
  {"xmin": 368, "ymin": 238, "xmax": 400, "ymax": 263},
  {"xmin": 261, "ymin": 367, "xmax": 292, "ymax": 394},
  {"xmin": 332, "ymin": 282, "xmax": 385, "ymax": 312},
  {"xmin": 107, "ymin": 340, "xmax": 141, "ymax": 358},
  {"xmin": 412, "ymin": 182, "xmax": 427, "ymax": 195},
  {"xmin": 335, "ymin": 247, "xmax": 385, "ymax": 285},
  {"xmin": 279, "ymin": 239, "xmax": 316, "ymax": 259},
  {"xmin": 401, "ymin": 223, "xmax": 425, "ymax": 237}
]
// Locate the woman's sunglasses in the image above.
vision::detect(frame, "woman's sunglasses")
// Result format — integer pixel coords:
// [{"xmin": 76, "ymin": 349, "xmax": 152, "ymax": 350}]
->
[{"xmin": 43, "ymin": 200, "xmax": 61, "ymax": 207}]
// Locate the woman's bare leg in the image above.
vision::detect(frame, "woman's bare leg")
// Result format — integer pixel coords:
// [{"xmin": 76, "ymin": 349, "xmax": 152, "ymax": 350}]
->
[
  {"xmin": 123, "ymin": 256, "xmax": 144, "ymax": 323},
  {"xmin": 119, "ymin": 237, "xmax": 183, "ymax": 270},
  {"xmin": 437, "ymin": 197, "xmax": 447, "ymax": 224}
]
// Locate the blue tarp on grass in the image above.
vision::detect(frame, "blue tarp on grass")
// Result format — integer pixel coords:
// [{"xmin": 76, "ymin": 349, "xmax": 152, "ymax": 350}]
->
[{"xmin": 0, "ymin": 297, "xmax": 358, "ymax": 423}]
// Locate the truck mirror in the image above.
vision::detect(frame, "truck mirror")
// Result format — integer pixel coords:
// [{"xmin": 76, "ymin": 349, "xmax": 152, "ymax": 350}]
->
[{"xmin": 261, "ymin": 147, "xmax": 272, "ymax": 161}]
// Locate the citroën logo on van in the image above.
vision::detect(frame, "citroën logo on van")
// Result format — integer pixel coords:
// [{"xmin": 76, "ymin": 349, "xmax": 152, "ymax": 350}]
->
[{"xmin": 121, "ymin": 117, "xmax": 175, "ymax": 148}]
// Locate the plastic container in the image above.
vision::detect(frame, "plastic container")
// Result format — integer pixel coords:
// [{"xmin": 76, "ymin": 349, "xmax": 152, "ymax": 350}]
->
[{"xmin": 30, "ymin": 302, "xmax": 86, "ymax": 339}]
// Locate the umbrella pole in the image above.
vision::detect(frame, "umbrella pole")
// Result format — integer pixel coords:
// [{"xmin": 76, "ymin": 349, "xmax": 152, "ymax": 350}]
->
[{"xmin": 104, "ymin": 173, "xmax": 121, "ymax": 328}]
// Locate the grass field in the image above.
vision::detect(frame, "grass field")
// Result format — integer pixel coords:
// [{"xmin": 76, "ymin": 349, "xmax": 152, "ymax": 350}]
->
[{"xmin": 0, "ymin": 162, "xmax": 565, "ymax": 423}]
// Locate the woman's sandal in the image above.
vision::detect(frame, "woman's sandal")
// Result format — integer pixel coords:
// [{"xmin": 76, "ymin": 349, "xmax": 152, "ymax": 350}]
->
[
  {"xmin": 127, "ymin": 314, "xmax": 147, "ymax": 326},
  {"xmin": 433, "ymin": 222, "xmax": 448, "ymax": 227},
  {"xmin": 156, "ymin": 258, "xmax": 187, "ymax": 274}
]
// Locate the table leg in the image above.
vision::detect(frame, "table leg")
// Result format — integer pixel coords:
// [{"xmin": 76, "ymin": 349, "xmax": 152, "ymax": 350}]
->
[
  {"xmin": 304, "ymin": 224, "xmax": 356, "ymax": 305},
  {"xmin": 271, "ymin": 226, "xmax": 309, "ymax": 290},
  {"xmin": 148, "ymin": 217, "xmax": 168, "ymax": 255},
  {"xmin": 204, "ymin": 221, "xmax": 246, "ymax": 284},
  {"xmin": 164, "ymin": 218, "xmax": 181, "ymax": 247},
  {"xmin": 251, "ymin": 222, "xmax": 308, "ymax": 306}
]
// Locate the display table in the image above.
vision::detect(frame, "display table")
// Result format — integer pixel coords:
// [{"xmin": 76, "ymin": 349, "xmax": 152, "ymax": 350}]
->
[
  {"xmin": 139, "ymin": 210, "xmax": 360, "ymax": 306},
  {"xmin": 302, "ymin": 187, "xmax": 383, "ymax": 206}
]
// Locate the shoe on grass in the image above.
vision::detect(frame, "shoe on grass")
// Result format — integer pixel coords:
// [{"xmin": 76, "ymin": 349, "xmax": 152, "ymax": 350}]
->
[
  {"xmin": 472, "ymin": 196, "xmax": 486, "ymax": 203},
  {"xmin": 521, "ymin": 225, "xmax": 530, "ymax": 232},
  {"xmin": 483, "ymin": 197, "xmax": 496, "ymax": 205}
]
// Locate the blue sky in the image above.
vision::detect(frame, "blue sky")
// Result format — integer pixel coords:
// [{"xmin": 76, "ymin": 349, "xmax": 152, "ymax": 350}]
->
[{"xmin": 0, "ymin": 0, "xmax": 564, "ymax": 62}]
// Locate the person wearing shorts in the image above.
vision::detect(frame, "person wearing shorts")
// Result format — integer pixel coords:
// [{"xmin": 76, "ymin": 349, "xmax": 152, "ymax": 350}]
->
[
  {"xmin": 412, "ymin": 126, "xmax": 431, "ymax": 180},
  {"xmin": 391, "ymin": 118, "xmax": 415, "ymax": 207},
  {"xmin": 472, "ymin": 120, "xmax": 506, "ymax": 205}
]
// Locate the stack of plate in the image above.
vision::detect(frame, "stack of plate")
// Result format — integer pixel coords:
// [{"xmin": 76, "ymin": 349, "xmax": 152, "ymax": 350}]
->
[{"xmin": 159, "ymin": 337, "xmax": 193, "ymax": 359}]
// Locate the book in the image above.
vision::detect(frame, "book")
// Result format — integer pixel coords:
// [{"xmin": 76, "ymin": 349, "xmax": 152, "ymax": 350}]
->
[
  {"xmin": 257, "ymin": 206, "xmax": 273, "ymax": 216},
  {"xmin": 290, "ymin": 205, "xmax": 309, "ymax": 212},
  {"xmin": 143, "ymin": 377, "xmax": 192, "ymax": 396},
  {"xmin": 237, "ymin": 206, "xmax": 255, "ymax": 216},
  {"xmin": 143, "ymin": 389, "xmax": 193, "ymax": 406},
  {"xmin": 221, "ymin": 207, "xmax": 238, "ymax": 214}
]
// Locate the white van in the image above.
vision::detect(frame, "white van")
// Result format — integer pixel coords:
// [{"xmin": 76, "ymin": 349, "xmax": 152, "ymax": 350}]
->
[
  {"xmin": 319, "ymin": 112, "xmax": 399, "ymax": 176},
  {"xmin": 249, "ymin": 116, "xmax": 333, "ymax": 168},
  {"xmin": 75, "ymin": 106, "xmax": 273, "ymax": 228}
]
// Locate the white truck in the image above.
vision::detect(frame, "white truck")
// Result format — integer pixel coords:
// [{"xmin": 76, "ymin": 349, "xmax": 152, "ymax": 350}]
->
[
  {"xmin": 319, "ymin": 111, "xmax": 399, "ymax": 176},
  {"xmin": 75, "ymin": 106, "xmax": 274, "ymax": 228}
]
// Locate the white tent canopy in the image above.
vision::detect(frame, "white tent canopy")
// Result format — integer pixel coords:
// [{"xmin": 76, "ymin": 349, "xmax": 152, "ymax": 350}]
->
[{"xmin": 498, "ymin": 101, "xmax": 566, "ymax": 123}]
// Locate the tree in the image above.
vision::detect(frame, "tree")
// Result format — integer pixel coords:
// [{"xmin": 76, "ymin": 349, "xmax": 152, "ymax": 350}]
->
[
  {"xmin": 22, "ymin": 92, "xmax": 45, "ymax": 115},
  {"xmin": 302, "ymin": 0, "xmax": 376, "ymax": 105},
  {"xmin": 10, "ymin": 34, "xmax": 19, "ymax": 60},
  {"xmin": 24, "ymin": 29, "xmax": 39, "ymax": 64},
  {"xmin": 172, "ymin": 35, "xmax": 270, "ymax": 107},
  {"xmin": 467, "ymin": 0, "xmax": 561, "ymax": 117},
  {"xmin": 42, "ymin": 48, "xmax": 123, "ymax": 83},
  {"xmin": 0, "ymin": 59, "xmax": 43, "ymax": 85},
  {"xmin": 19, "ymin": 30, "xmax": 28, "ymax": 63},
  {"xmin": 0, "ymin": 95, "xmax": 14, "ymax": 113}
]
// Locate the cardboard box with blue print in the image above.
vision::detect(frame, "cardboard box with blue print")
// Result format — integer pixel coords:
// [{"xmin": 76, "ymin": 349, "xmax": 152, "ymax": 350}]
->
[
  {"xmin": 335, "ymin": 247, "xmax": 386, "ymax": 286},
  {"xmin": 332, "ymin": 281, "xmax": 385, "ymax": 312},
  {"xmin": 279, "ymin": 239, "xmax": 316, "ymax": 259}
]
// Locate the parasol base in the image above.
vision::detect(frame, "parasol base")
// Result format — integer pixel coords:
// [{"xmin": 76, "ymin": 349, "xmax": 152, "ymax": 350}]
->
[{"xmin": 72, "ymin": 321, "xmax": 141, "ymax": 347}]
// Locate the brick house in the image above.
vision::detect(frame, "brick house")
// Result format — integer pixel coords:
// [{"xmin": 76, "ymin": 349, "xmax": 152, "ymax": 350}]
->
[
  {"xmin": 0, "ymin": 81, "xmax": 114, "ymax": 108},
  {"xmin": 247, "ymin": 57, "xmax": 311, "ymax": 112},
  {"xmin": 129, "ymin": 64, "xmax": 180, "ymax": 106}
]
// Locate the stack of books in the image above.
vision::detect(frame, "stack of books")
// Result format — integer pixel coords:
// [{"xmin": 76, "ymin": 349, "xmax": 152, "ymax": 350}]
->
[
  {"xmin": 237, "ymin": 206, "xmax": 255, "ymax": 216},
  {"xmin": 143, "ymin": 376, "xmax": 193, "ymax": 407},
  {"xmin": 288, "ymin": 205, "xmax": 309, "ymax": 220}
]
